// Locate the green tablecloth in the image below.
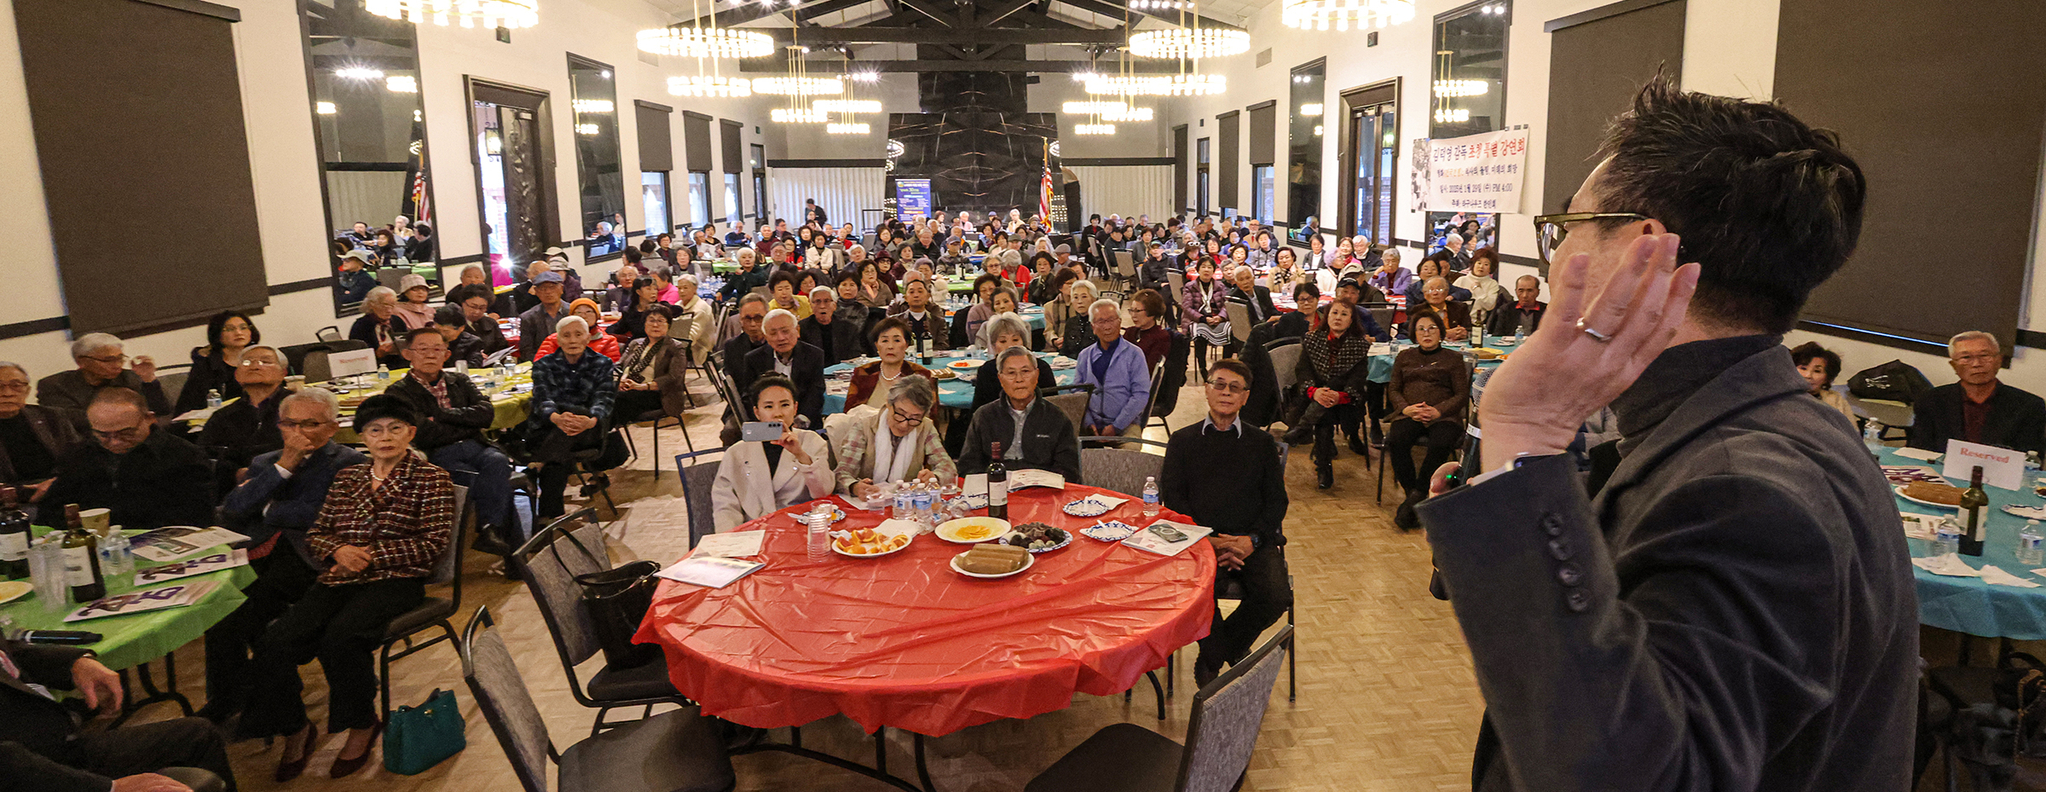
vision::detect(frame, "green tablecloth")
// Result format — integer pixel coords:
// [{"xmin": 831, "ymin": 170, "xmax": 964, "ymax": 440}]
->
[
  {"xmin": 711, "ymin": 260, "xmax": 739, "ymax": 274},
  {"xmin": 2, "ymin": 534, "xmax": 254, "ymax": 671}
]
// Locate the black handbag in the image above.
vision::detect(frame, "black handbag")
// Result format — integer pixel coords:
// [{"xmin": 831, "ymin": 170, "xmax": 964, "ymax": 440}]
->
[
  {"xmin": 1847, "ymin": 359, "xmax": 1933, "ymax": 403},
  {"xmin": 554, "ymin": 528, "xmax": 664, "ymax": 669}
]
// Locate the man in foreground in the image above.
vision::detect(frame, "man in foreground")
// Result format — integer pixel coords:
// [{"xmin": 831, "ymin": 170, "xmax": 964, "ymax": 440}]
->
[
  {"xmin": 957, "ymin": 346, "xmax": 1080, "ymax": 482},
  {"xmin": 1160, "ymin": 360, "xmax": 1289, "ymax": 685},
  {"xmin": 2, "ymin": 633, "xmax": 234, "ymax": 791},
  {"xmin": 1416, "ymin": 77, "xmax": 1916, "ymax": 789}
]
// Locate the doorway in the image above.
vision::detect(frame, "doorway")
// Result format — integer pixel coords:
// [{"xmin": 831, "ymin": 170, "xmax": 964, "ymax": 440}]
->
[
  {"xmin": 1340, "ymin": 80, "xmax": 1400, "ymax": 248},
  {"xmin": 467, "ymin": 78, "xmax": 557, "ymax": 287}
]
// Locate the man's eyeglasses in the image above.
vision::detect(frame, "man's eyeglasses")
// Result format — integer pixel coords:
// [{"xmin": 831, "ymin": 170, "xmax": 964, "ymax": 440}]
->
[
  {"xmin": 1532, "ymin": 213, "xmax": 1652, "ymax": 265},
  {"xmin": 81, "ymin": 353, "xmax": 127, "ymax": 365},
  {"xmin": 0, "ymin": 380, "xmax": 28, "ymax": 394},
  {"xmin": 1207, "ymin": 381, "xmax": 1249, "ymax": 395},
  {"xmin": 91, "ymin": 422, "xmax": 148, "ymax": 443}
]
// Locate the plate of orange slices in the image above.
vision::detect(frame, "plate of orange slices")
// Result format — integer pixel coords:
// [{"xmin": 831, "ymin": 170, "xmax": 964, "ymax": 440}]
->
[{"xmin": 830, "ymin": 525, "xmax": 914, "ymax": 557}]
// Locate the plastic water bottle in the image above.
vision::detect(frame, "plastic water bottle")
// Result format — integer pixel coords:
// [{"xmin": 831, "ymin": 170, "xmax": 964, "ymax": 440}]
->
[
  {"xmin": 97, "ymin": 533, "xmax": 131, "ymax": 580},
  {"xmin": 1142, "ymin": 476, "xmax": 1161, "ymax": 518},
  {"xmin": 377, "ymin": 364, "xmax": 390, "ymax": 381},
  {"xmin": 806, "ymin": 505, "xmax": 831, "ymax": 561},
  {"xmin": 1863, "ymin": 420, "xmax": 1885, "ymax": 458},
  {"xmin": 893, "ymin": 487, "xmax": 910, "ymax": 521},
  {"xmin": 1935, "ymin": 518, "xmax": 1962, "ymax": 561},
  {"xmin": 2021, "ymin": 521, "xmax": 2045, "ymax": 567},
  {"xmin": 914, "ymin": 484, "xmax": 935, "ymax": 529},
  {"xmin": 205, "ymin": 389, "xmax": 222, "ymax": 409}
]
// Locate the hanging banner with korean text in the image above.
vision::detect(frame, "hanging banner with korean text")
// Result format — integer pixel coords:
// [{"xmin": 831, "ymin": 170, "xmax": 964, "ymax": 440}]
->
[{"xmin": 1425, "ymin": 128, "xmax": 1530, "ymax": 215}]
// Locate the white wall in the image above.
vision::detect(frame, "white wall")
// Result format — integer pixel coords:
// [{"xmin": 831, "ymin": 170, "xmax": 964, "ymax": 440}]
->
[
  {"xmin": 1069, "ymin": 165, "xmax": 1173, "ymax": 220},
  {"xmin": 768, "ymin": 167, "xmax": 885, "ymax": 231},
  {"xmin": 0, "ymin": 0, "xmax": 772, "ymax": 381}
]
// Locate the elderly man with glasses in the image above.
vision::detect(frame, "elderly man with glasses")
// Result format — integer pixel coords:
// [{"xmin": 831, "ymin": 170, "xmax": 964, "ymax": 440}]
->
[
  {"xmin": 36, "ymin": 333, "xmax": 169, "ymax": 433},
  {"xmin": 1161, "ymin": 358, "xmax": 1289, "ymax": 686},
  {"xmin": 36, "ymin": 388, "xmax": 211, "ymax": 531},
  {"xmin": 1908, "ymin": 330, "xmax": 2046, "ymax": 456},
  {"xmin": 195, "ymin": 345, "xmax": 290, "ymax": 491},
  {"xmin": 200, "ymin": 387, "xmax": 366, "ymax": 726},
  {"xmin": 0, "ymin": 363, "xmax": 76, "ymax": 506}
]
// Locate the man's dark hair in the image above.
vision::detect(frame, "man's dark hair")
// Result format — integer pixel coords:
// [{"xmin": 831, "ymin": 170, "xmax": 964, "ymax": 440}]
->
[
  {"xmin": 1789, "ymin": 341, "xmax": 1843, "ymax": 382},
  {"xmin": 1294, "ymin": 283, "xmax": 1321, "ymax": 302},
  {"xmin": 447, "ymin": 283, "xmax": 490, "ymax": 306},
  {"xmin": 769, "ymin": 269, "xmax": 799, "ymax": 291},
  {"xmin": 624, "ymin": 247, "xmax": 643, "ymax": 265},
  {"xmin": 432, "ymin": 305, "xmax": 466, "ymax": 328},
  {"xmin": 88, "ymin": 386, "xmax": 151, "ymax": 417},
  {"xmin": 1209, "ymin": 358, "xmax": 1252, "ymax": 386},
  {"xmin": 406, "ymin": 326, "xmax": 443, "ymax": 344},
  {"xmin": 1595, "ymin": 74, "xmax": 1865, "ymax": 333}
]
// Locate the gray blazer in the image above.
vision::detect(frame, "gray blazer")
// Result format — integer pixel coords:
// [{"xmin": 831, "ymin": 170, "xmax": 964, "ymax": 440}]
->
[
  {"xmin": 1417, "ymin": 344, "xmax": 1918, "ymax": 791},
  {"xmin": 34, "ymin": 369, "xmax": 170, "ymax": 432}
]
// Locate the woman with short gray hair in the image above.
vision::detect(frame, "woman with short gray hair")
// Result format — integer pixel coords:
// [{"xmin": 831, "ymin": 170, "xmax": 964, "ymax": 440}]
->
[
  {"xmin": 833, "ymin": 373, "xmax": 956, "ymax": 497},
  {"xmin": 348, "ymin": 285, "xmax": 407, "ymax": 369}
]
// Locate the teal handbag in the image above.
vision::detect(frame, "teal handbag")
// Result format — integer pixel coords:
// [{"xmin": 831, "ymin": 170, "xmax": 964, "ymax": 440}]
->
[{"xmin": 384, "ymin": 688, "xmax": 467, "ymax": 775}]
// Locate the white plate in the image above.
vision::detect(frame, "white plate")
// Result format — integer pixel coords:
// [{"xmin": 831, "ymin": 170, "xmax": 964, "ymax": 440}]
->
[
  {"xmin": 1081, "ymin": 520, "xmax": 1138, "ymax": 542},
  {"xmin": 829, "ymin": 527, "xmax": 914, "ymax": 558},
  {"xmin": 1493, "ymin": 338, "xmax": 1518, "ymax": 346},
  {"xmin": 1062, "ymin": 498, "xmax": 1114, "ymax": 517},
  {"xmin": 0, "ymin": 580, "xmax": 30, "ymax": 605},
  {"xmin": 790, "ymin": 504, "xmax": 847, "ymax": 524},
  {"xmin": 998, "ymin": 530, "xmax": 1073, "ymax": 553},
  {"xmin": 1895, "ymin": 485, "xmax": 1960, "ymax": 510},
  {"xmin": 950, "ymin": 550, "xmax": 1034, "ymax": 579},
  {"xmin": 936, "ymin": 516, "xmax": 1009, "ymax": 544}
]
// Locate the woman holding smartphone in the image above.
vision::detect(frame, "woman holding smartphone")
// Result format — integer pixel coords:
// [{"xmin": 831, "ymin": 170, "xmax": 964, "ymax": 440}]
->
[{"xmin": 710, "ymin": 374, "xmax": 833, "ymax": 531}]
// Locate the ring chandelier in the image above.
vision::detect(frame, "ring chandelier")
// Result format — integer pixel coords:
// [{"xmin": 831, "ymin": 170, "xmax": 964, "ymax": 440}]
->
[
  {"xmin": 635, "ymin": 27, "xmax": 775, "ymax": 59},
  {"xmin": 753, "ymin": 76, "xmax": 843, "ymax": 96},
  {"xmin": 1085, "ymin": 74, "xmax": 1224, "ymax": 96},
  {"xmin": 668, "ymin": 75, "xmax": 751, "ymax": 97},
  {"xmin": 1128, "ymin": 27, "xmax": 1249, "ymax": 59},
  {"xmin": 1280, "ymin": 0, "xmax": 1415, "ymax": 31},
  {"xmin": 366, "ymin": 0, "xmax": 538, "ymax": 29}
]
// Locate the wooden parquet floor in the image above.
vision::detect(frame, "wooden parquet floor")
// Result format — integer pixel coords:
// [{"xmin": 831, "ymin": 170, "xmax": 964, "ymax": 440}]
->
[{"xmin": 126, "ymin": 374, "xmax": 2029, "ymax": 791}]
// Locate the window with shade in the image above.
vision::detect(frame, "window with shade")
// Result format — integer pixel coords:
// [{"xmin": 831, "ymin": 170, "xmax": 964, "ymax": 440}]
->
[
  {"xmin": 1287, "ymin": 59, "xmax": 1326, "ymax": 240},
  {"xmin": 1427, "ymin": 1, "xmax": 1509, "ymax": 252},
  {"xmin": 568, "ymin": 55, "xmax": 625, "ymax": 260}
]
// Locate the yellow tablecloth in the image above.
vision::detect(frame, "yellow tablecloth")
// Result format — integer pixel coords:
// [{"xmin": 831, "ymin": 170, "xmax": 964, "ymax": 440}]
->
[{"xmin": 328, "ymin": 364, "xmax": 535, "ymax": 442}]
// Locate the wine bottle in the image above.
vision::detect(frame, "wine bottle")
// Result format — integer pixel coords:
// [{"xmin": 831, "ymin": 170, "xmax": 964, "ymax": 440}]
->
[
  {"xmin": 1960, "ymin": 466, "xmax": 1989, "ymax": 557},
  {"xmin": 60, "ymin": 504, "xmax": 105, "ymax": 602},
  {"xmin": 987, "ymin": 442, "xmax": 1009, "ymax": 520},
  {"xmin": 0, "ymin": 487, "xmax": 29, "ymax": 580}
]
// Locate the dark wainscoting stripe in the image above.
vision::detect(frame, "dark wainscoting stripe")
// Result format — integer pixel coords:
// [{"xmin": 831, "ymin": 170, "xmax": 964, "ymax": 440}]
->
[
  {"xmin": 1796, "ymin": 319, "xmax": 1951, "ymax": 355},
  {"xmin": 2017, "ymin": 328, "xmax": 2046, "ymax": 350},
  {"xmin": 1062, "ymin": 157, "xmax": 1176, "ymax": 167},
  {"xmin": 0, "ymin": 315, "xmax": 69, "ymax": 340},
  {"xmin": 767, "ymin": 158, "xmax": 887, "ymax": 168},
  {"xmin": 268, "ymin": 276, "xmax": 330, "ymax": 296}
]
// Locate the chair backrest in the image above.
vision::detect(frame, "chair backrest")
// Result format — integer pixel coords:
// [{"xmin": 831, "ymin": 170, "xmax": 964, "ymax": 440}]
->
[
  {"xmin": 1166, "ymin": 269, "xmax": 1186, "ymax": 305},
  {"xmin": 1143, "ymin": 358, "xmax": 1166, "ymax": 420},
  {"xmin": 1225, "ymin": 300, "xmax": 1252, "ymax": 343},
  {"xmin": 156, "ymin": 364, "xmax": 192, "ymax": 412},
  {"xmin": 1076, "ymin": 437, "xmax": 1169, "ymax": 497},
  {"xmin": 1268, "ymin": 342, "xmax": 1302, "ymax": 395},
  {"xmin": 303, "ymin": 349, "xmax": 334, "ymax": 384},
  {"xmin": 316, "ymin": 325, "xmax": 343, "ymax": 342},
  {"xmin": 461, "ymin": 608, "xmax": 554, "ymax": 792},
  {"xmin": 513, "ymin": 510, "xmax": 611, "ymax": 668},
  {"xmin": 1174, "ymin": 625, "xmax": 1294, "ymax": 792},
  {"xmin": 1044, "ymin": 392, "xmax": 1091, "ymax": 436},
  {"xmin": 674, "ymin": 449, "xmax": 725, "ymax": 549},
  {"xmin": 429, "ymin": 485, "xmax": 469, "ymax": 587}
]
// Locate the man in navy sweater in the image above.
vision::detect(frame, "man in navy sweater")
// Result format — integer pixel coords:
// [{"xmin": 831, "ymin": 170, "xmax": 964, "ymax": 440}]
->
[{"xmin": 1159, "ymin": 358, "xmax": 1290, "ymax": 685}]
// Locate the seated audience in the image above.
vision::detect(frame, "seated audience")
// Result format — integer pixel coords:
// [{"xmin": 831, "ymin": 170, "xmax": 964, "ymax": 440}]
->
[
  {"xmin": 447, "ymin": 284, "xmax": 510, "ymax": 356},
  {"xmin": 829, "ymin": 276, "xmax": 872, "ymax": 358},
  {"xmin": 386, "ymin": 329, "xmax": 517, "ymax": 552},
  {"xmin": 963, "ymin": 273, "xmax": 1004, "ymax": 341},
  {"xmin": 1229, "ymin": 265, "xmax": 1279, "ymax": 324},
  {"xmin": 0, "ymin": 362, "xmax": 74, "ymax": 501},
  {"xmin": 719, "ymin": 248, "xmax": 769, "ymax": 302},
  {"xmin": 517, "ymin": 271, "xmax": 570, "ymax": 363},
  {"xmin": 1485, "ymin": 274, "xmax": 1547, "ymax": 337},
  {"xmin": 971, "ymin": 288, "xmax": 1023, "ymax": 350},
  {"xmin": 607, "ymin": 278, "xmax": 661, "ymax": 341},
  {"xmin": 612, "ymin": 304, "xmax": 691, "ymax": 423},
  {"xmin": 1182, "ymin": 259, "xmax": 1236, "ymax": 365},
  {"xmin": 886, "ymin": 275, "xmax": 954, "ymax": 352},
  {"xmin": 1791, "ymin": 342, "xmax": 1856, "ymax": 421},
  {"xmin": 176, "ymin": 310, "xmax": 260, "ymax": 415},
  {"xmin": 711, "ymin": 375, "xmax": 833, "ymax": 531},
  {"xmin": 1403, "ymin": 255, "xmax": 1472, "ymax": 306},
  {"xmin": 737, "ymin": 309, "xmax": 826, "ymax": 433},
  {"xmin": 603, "ymin": 263, "xmax": 641, "ymax": 313},
  {"xmin": 834, "ymin": 376, "xmax": 956, "ymax": 497},
  {"xmin": 1406, "ymin": 277, "xmax": 1473, "ymax": 342},
  {"xmin": 203, "ymin": 387, "xmax": 366, "ymax": 726},
  {"xmin": 336, "ymin": 249, "xmax": 376, "ymax": 305},
  {"xmin": 1267, "ymin": 246, "xmax": 1305, "ymax": 291},
  {"xmin": 241, "ymin": 395, "xmax": 453, "ymax": 781},
  {"xmin": 36, "ymin": 333, "xmax": 170, "ymax": 432},
  {"xmin": 1366, "ymin": 248, "xmax": 1412, "ymax": 297},
  {"xmin": 970, "ymin": 316, "xmax": 1054, "ymax": 417},
  {"xmin": 1284, "ymin": 300, "xmax": 1374, "ymax": 490},
  {"xmin": 674, "ymin": 274, "xmax": 717, "ymax": 365},
  {"xmin": 648, "ymin": 263, "xmax": 681, "ymax": 304},
  {"xmin": 1910, "ymin": 330, "xmax": 2046, "ymax": 456},
  {"xmin": 720, "ymin": 294, "xmax": 769, "ymax": 392},
  {"xmin": 1123, "ymin": 289, "xmax": 1173, "ymax": 372},
  {"xmin": 800, "ymin": 286, "xmax": 862, "ymax": 367},
  {"xmin": 1161, "ymin": 358, "xmax": 1289, "ymax": 686},
  {"xmin": 350, "ymin": 286, "xmax": 410, "ymax": 369},
  {"xmin": 1075, "ymin": 299, "xmax": 1152, "ymax": 438},
  {"xmin": 432, "ymin": 305, "xmax": 489, "ymax": 367},
  {"xmin": 957, "ymin": 346, "xmax": 1081, "ymax": 481},
  {"xmin": 392, "ymin": 274, "xmax": 436, "ymax": 330},
  {"xmin": 994, "ymin": 248, "xmax": 1035, "ymax": 288},
  {"xmin": 1273, "ymin": 284, "xmax": 1319, "ymax": 341},
  {"xmin": 1385, "ymin": 313, "xmax": 1468, "ymax": 529},
  {"xmin": 1454, "ymin": 249, "xmax": 1512, "ymax": 329},
  {"xmin": 37, "ymin": 388, "xmax": 212, "ymax": 530},
  {"xmin": 1026, "ymin": 253, "xmax": 1059, "ymax": 305},
  {"xmin": 768, "ymin": 270, "xmax": 812, "ymax": 320},
  {"xmin": 535, "ymin": 298, "xmax": 622, "ymax": 362},
  {"xmin": 1, "ymin": 632, "xmax": 234, "ymax": 791},
  {"xmin": 1051, "ymin": 279, "xmax": 1101, "ymax": 359},
  {"xmin": 195, "ymin": 345, "xmax": 287, "ymax": 486},
  {"xmin": 528, "ymin": 316, "xmax": 616, "ymax": 519},
  {"xmin": 854, "ymin": 260, "xmax": 896, "ymax": 309}
]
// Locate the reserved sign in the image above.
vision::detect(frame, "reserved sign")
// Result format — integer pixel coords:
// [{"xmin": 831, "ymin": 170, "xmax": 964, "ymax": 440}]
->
[{"xmin": 1945, "ymin": 439, "xmax": 2024, "ymax": 491}]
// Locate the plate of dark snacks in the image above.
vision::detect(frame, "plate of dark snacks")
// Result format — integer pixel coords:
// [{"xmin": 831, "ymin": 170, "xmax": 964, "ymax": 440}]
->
[{"xmin": 997, "ymin": 522, "xmax": 1072, "ymax": 553}]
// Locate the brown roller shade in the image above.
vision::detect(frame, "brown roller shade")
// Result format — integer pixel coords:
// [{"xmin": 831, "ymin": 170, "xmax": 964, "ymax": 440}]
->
[
  {"xmin": 1777, "ymin": 0, "xmax": 2046, "ymax": 350},
  {"xmin": 15, "ymin": 0, "xmax": 268, "ymax": 335},
  {"xmin": 1247, "ymin": 101, "xmax": 1276, "ymax": 167},
  {"xmin": 1217, "ymin": 110, "xmax": 1240, "ymax": 212},
  {"xmin": 1173, "ymin": 125, "xmax": 1189, "ymax": 212},
  {"xmin": 682, "ymin": 111, "xmax": 713, "ymax": 173},
  {"xmin": 1543, "ymin": 0, "xmax": 1685, "ymax": 234},
  {"xmin": 720, "ymin": 119, "xmax": 743, "ymax": 174},
  {"xmin": 635, "ymin": 100, "xmax": 672, "ymax": 172}
]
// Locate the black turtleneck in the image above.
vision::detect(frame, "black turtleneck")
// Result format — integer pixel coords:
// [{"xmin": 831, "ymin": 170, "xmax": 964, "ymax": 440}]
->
[{"xmin": 1610, "ymin": 334, "xmax": 1782, "ymax": 455}]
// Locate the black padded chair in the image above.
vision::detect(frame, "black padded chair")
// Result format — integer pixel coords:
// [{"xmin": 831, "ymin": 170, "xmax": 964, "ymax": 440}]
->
[
  {"xmin": 513, "ymin": 509, "xmax": 692, "ymax": 735},
  {"xmin": 673, "ymin": 449, "xmax": 725, "ymax": 550},
  {"xmin": 461, "ymin": 607, "xmax": 736, "ymax": 792},
  {"xmin": 378, "ymin": 484, "xmax": 469, "ymax": 717}
]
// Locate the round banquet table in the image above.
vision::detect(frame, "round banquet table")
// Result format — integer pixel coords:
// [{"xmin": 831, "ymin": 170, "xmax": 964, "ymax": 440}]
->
[
  {"xmin": 636, "ymin": 485, "xmax": 1216, "ymax": 738},
  {"xmin": 1881, "ymin": 446, "xmax": 2046, "ymax": 640},
  {"xmin": 823, "ymin": 346, "xmax": 1074, "ymax": 414}
]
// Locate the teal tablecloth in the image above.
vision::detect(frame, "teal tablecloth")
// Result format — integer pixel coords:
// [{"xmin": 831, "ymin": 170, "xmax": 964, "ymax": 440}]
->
[
  {"xmin": 1883, "ymin": 446, "xmax": 2046, "ymax": 639},
  {"xmin": 1366, "ymin": 341, "xmax": 1508, "ymax": 383},
  {"xmin": 824, "ymin": 349, "xmax": 1076, "ymax": 413},
  {"xmin": 1, "ymin": 533, "xmax": 254, "ymax": 671}
]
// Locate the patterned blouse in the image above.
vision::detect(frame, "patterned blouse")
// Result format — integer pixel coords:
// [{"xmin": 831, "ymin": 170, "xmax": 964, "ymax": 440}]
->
[{"xmin": 307, "ymin": 452, "xmax": 455, "ymax": 585}]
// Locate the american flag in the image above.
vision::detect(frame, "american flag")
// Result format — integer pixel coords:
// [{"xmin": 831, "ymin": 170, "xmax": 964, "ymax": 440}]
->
[{"xmin": 1038, "ymin": 158, "xmax": 1053, "ymax": 219}]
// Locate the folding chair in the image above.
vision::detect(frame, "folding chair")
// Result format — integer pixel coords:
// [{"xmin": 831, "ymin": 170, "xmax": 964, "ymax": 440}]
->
[
  {"xmin": 672, "ymin": 449, "xmax": 725, "ymax": 549},
  {"xmin": 1039, "ymin": 383, "xmax": 1096, "ymax": 438},
  {"xmin": 378, "ymin": 485, "xmax": 469, "ymax": 717}
]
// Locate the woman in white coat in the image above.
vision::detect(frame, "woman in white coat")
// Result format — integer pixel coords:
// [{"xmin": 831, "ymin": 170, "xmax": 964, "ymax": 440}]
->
[{"xmin": 711, "ymin": 374, "xmax": 834, "ymax": 531}]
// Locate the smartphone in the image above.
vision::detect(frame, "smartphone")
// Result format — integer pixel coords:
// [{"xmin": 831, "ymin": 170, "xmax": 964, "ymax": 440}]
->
[
  {"xmin": 1148, "ymin": 524, "xmax": 1189, "ymax": 543},
  {"xmin": 740, "ymin": 421, "xmax": 785, "ymax": 442}
]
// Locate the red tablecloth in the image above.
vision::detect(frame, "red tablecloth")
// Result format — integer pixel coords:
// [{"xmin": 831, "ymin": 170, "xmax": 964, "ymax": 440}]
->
[{"xmin": 636, "ymin": 485, "xmax": 1216, "ymax": 736}]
